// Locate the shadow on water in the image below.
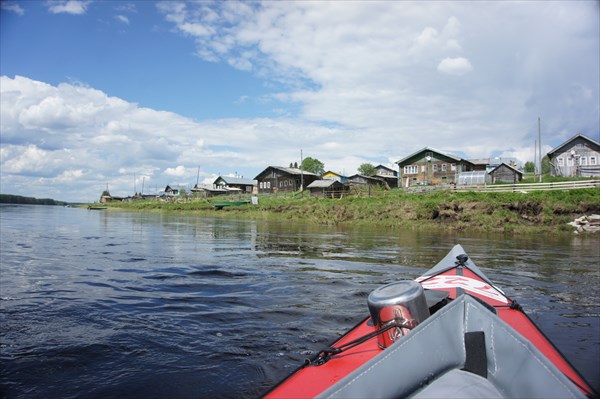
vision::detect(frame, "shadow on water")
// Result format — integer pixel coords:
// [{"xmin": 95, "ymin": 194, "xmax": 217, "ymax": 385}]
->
[{"xmin": 0, "ymin": 204, "xmax": 598, "ymax": 398}]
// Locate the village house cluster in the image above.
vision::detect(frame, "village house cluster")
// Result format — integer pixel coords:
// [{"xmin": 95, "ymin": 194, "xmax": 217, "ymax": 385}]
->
[{"xmin": 105, "ymin": 134, "xmax": 599, "ymax": 202}]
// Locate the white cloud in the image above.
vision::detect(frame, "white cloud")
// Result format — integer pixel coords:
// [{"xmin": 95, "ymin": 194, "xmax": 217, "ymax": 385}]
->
[
  {"xmin": 46, "ymin": 0, "xmax": 92, "ymax": 15},
  {"xmin": 1, "ymin": 1, "xmax": 25, "ymax": 15},
  {"xmin": 437, "ymin": 57, "xmax": 473, "ymax": 76},
  {"xmin": 163, "ymin": 165, "xmax": 187, "ymax": 177},
  {"xmin": 114, "ymin": 15, "xmax": 129, "ymax": 25},
  {"xmin": 2, "ymin": 1, "xmax": 599, "ymax": 201}
]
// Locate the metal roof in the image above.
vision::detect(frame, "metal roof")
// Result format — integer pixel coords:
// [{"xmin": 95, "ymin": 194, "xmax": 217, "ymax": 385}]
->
[
  {"xmin": 307, "ymin": 180, "xmax": 340, "ymax": 188},
  {"xmin": 547, "ymin": 134, "xmax": 600, "ymax": 156},
  {"xmin": 214, "ymin": 176, "xmax": 257, "ymax": 185},
  {"xmin": 395, "ymin": 147, "xmax": 462, "ymax": 165}
]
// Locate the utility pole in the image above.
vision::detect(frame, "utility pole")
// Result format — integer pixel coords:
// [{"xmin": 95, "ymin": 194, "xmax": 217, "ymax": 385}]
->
[
  {"xmin": 300, "ymin": 149, "xmax": 304, "ymax": 194},
  {"xmin": 538, "ymin": 117, "xmax": 542, "ymax": 183},
  {"xmin": 534, "ymin": 139, "xmax": 538, "ymax": 177}
]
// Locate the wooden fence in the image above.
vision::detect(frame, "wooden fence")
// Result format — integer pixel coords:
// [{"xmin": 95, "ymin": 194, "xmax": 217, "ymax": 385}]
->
[{"xmin": 452, "ymin": 180, "xmax": 599, "ymax": 193}]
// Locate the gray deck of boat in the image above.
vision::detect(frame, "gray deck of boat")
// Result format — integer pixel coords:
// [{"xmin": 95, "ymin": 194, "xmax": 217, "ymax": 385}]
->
[{"xmin": 316, "ymin": 295, "xmax": 585, "ymax": 399}]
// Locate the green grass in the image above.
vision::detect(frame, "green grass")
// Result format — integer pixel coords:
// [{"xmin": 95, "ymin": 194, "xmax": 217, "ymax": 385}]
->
[{"xmin": 97, "ymin": 187, "xmax": 600, "ymax": 234}]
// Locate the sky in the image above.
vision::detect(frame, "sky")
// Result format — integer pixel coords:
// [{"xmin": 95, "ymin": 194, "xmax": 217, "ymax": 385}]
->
[{"xmin": 1, "ymin": 0, "xmax": 599, "ymax": 202}]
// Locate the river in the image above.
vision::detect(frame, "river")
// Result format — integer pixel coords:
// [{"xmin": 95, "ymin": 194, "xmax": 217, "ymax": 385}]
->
[{"xmin": 0, "ymin": 204, "xmax": 598, "ymax": 398}]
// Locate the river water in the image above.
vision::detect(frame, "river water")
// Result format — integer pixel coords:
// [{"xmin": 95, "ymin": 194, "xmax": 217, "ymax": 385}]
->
[{"xmin": 0, "ymin": 204, "xmax": 598, "ymax": 398}]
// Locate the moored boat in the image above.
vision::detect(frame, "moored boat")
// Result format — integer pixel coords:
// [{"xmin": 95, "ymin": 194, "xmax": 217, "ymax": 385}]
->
[
  {"xmin": 213, "ymin": 200, "xmax": 251, "ymax": 210},
  {"xmin": 263, "ymin": 244, "xmax": 596, "ymax": 398}
]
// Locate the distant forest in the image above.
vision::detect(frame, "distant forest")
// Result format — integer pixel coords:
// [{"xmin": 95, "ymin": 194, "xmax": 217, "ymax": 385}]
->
[{"xmin": 0, "ymin": 194, "xmax": 67, "ymax": 206}]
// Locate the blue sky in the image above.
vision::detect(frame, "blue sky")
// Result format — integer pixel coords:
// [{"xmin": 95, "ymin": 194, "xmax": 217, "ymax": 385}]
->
[{"xmin": 1, "ymin": 0, "xmax": 599, "ymax": 202}]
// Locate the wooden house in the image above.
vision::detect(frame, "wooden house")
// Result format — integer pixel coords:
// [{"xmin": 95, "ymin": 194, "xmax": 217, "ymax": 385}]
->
[
  {"xmin": 489, "ymin": 163, "xmax": 523, "ymax": 184},
  {"xmin": 307, "ymin": 180, "xmax": 346, "ymax": 198},
  {"xmin": 213, "ymin": 176, "xmax": 257, "ymax": 193},
  {"xmin": 322, "ymin": 171, "xmax": 349, "ymax": 183},
  {"xmin": 396, "ymin": 147, "xmax": 474, "ymax": 187},
  {"xmin": 375, "ymin": 164, "xmax": 399, "ymax": 188},
  {"xmin": 547, "ymin": 134, "xmax": 600, "ymax": 177},
  {"xmin": 163, "ymin": 185, "xmax": 187, "ymax": 195},
  {"xmin": 254, "ymin": 166, "xmax": 319, "ymax": 194},
  {"xmin": 348, "ymin": 174, "xmax": 387, "ymax": 187}
]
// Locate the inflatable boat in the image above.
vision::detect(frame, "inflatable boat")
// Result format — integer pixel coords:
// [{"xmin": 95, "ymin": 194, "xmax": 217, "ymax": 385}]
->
[{"xmin": 264, "ymin": 244, "xmax": 596, "ymax": 398}]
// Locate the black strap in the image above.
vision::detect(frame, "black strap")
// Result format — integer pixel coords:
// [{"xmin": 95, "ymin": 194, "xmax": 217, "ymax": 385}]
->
[
  {"xmin": 306, "ymin": 321, "xmax": 414, "ymax": 366},
  {"xmin": 463, "ymin": 331, "xmax": 487, "ymax": 378}
]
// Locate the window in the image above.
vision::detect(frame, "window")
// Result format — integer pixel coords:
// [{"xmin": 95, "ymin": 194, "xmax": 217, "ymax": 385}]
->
[
  {"xmin": 591, "ymin": 156, "xmax": 597, "ymax": 165},
  {"xmin": 404, "ymin": 165, "xmax": 418, "ymax": 174},
  {"xmin": 442, "ymin": 164, "xmax": 447, "ymax": 172},
  {"xmin": 432, "ymin": 164, "xmax": 438, "ymax": 172},
  {"xmin": 558, "ymin": 157, "xmax": 564, "ymax": 166},
  {"xmin": 259, "ymin": 182, "xmax": 264, "ymax": 189},
  {"xmin": 451, "ymin": 164, "xmax": 456, "ymax": 171},
  {"xmin": 567, "ymin": 157, "xmax": 574, "ymax": 166},
  {"xmin": 581, "ymin": 157, "xmax": 587, "ymax": 166},
  {"xmin": 267, "ymin": 182, "xmax": 271, "ymax": 189},
  {"xmin": 421, "ymin": 165, "xmax": 426, "ymax": 172}
]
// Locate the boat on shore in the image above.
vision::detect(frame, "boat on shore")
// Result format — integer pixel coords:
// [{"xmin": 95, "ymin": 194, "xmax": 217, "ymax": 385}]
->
[
  {"xmin": 263, "ymin": 244, "xmax": 596, "ymax": 398},
  {"xmin": 213, "ymin": 200, "xmax": 251, "ymax": 210}
]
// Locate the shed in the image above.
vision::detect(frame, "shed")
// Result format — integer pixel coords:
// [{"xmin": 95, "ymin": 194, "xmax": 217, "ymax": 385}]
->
[
  {"xmin": 348, "ymin": 174, "xmax": 387, "ymax": 187},
  {"xmin": 489, "ymin": 163, "xmax": 523, "ymax": 184},
  {"xmin": 307, "ymin": 180, "xmax": 346, "ymax": 198}
]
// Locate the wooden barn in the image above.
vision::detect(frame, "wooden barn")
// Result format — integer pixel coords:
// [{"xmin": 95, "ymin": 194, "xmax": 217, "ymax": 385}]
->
[
  {"xmin": 307, "ymin": 180, "xmax": 346, "ymax": 198},
  {"xmin": 254, "ymin": 166, "xmax": 319, "ymax": 194},
  {"xmin": 489, "ymin": 163, "xmax": 523, "ymax": 184}
]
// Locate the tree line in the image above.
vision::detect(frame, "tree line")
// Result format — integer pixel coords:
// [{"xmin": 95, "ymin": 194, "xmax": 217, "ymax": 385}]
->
[
  {"xmin": 291, "ymin": 157, "xmax": 377, "ymax": 176},
  {"xmin": 0, "ymin": 194, "xmax": 67, "ymax": 206}
]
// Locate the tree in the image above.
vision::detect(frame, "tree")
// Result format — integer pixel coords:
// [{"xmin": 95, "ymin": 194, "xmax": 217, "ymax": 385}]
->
[
  {"xmin": 542, "ymin": 155, "xmax": 551, "ymax": 175},
  {"xmin": 524, "ymin": 161, "xmax": 535, "ymax": 173},
  {"xmin": 301, "ymin": 157, "xmax": 325, "ymax": 175},
  {"xmin": 358, "ymin": 163, "xmax": 377, "ymax": 176}
]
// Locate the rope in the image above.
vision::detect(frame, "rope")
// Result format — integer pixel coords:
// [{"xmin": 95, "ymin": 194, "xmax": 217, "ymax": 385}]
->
[{"xmin": 305, "ymin": 321, "xmax": 414, "ymax": 366}]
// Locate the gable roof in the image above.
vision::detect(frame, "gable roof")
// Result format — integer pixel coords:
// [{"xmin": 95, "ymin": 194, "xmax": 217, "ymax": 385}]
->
[
  {"xmin": 489, "ymin": 162, "xmax": 523, "ymax": 176},
  {"xmin": 547, "ymin": 134, "xmax": 600, "ymax": 156},
  {"xmin": 307, "ymin": 180, "xmax": 342, "ymax": 189},
  {"xmin": 395, "ymin": 147, "xmax": 462, "ymax": 165},
  {"xmin": 254, "ymin": 166, "xmax": 318, "ymax": 180},
  {"xmin": 214, "ymin": 176, "xmax": 257, "ymax": 186},
  {"xmin": 322, "ymin": 170, "xmax": 347, "ymax": 178}
]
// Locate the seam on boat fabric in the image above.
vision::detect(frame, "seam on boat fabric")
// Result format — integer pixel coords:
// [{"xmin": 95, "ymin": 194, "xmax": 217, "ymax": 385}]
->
[
  {"xmin": 483, "ymin": 306, "xmax": 578, "ymax": 398},
  {"xmin": 325, "ymin": 298, "xmax": 460, "ymax": 398}
]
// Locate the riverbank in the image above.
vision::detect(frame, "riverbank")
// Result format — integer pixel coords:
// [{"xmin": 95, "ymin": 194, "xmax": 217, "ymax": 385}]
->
[{"xmin": 97, "ymin": 188, "xmax": 600, "ymax": 234}]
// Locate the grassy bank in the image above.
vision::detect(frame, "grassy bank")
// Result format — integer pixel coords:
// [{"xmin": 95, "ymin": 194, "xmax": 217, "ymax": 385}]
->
[{"xmin": 99, "ymin": 187, "xmax": 600, "ymax": 234}]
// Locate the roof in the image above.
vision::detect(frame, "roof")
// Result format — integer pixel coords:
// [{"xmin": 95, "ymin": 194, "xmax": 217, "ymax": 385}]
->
[
  {"xmin": 396, "ymin": 147, "xmax": 462, "ymax": 165},
  {"xmin": 322, "ymin": 170, "xmax": 347, "ymax": 178},
  {"xmin": 467, "ymin": 158, "xmax": 490, "ymax": 166},
  {"xmin": 489, "ymin": 162, "xmax": 523, "ymax": 176},
  {"xmin": 214, "ymin": 176, "xmax": 257, "ymax": 185},
  {"xmin": 547, "ymin": 133, "xmax": 600, "ymax": 156},
  {"xmin": 254, "ymin": 166, "xmax": 318, "ymax": 179},
  {"xmin": 348, "ymin": 174, "xmax": 385, "ymax": 182},
  {"xmin": 375, "ymin": 164, "xmax": 396, "ymax": 173},
  {"xmin": 307, "ymin": 180, "xmax": 342, "ymax": 189}
]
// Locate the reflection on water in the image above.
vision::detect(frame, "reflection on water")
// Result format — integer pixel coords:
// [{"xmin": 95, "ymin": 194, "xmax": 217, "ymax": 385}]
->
[{"xmin": 0, "ymin": 204, "xmax": 598, "ymax": 398}]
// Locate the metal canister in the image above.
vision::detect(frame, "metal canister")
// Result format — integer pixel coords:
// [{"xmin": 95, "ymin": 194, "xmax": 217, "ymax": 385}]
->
[{"xmin": 367, "ymin": 280, "xmax": 430, "ymax": 349}]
